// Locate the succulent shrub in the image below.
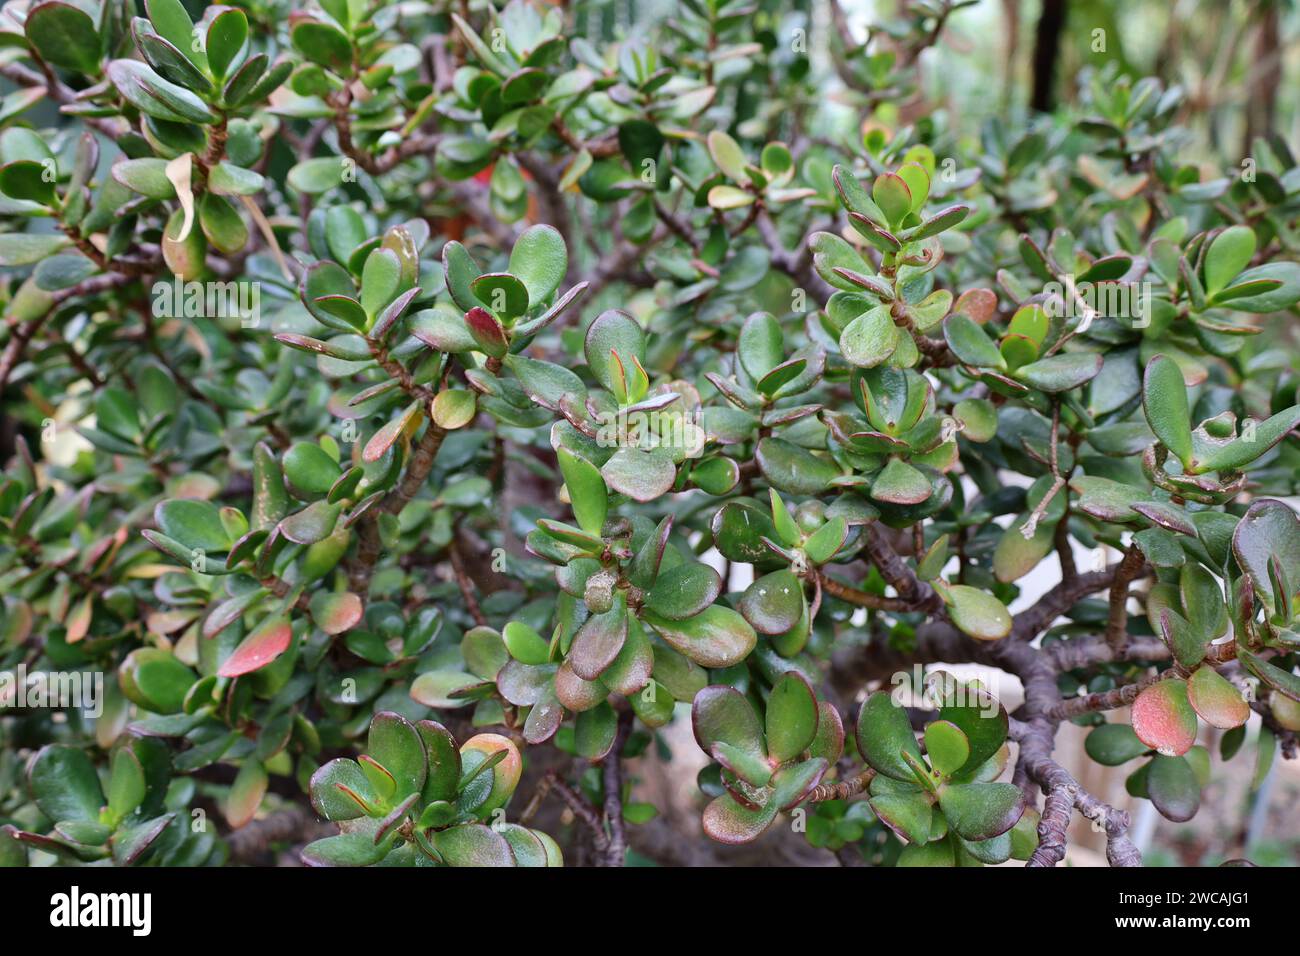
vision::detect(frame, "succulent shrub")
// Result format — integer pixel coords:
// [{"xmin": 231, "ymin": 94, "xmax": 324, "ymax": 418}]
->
[
  {"xmin": 9, "ymin": 736, "xmax": 220, "ymax": 864},
  {"xmin": 304, "ymin": 711, "xmax": 558, "ymax": 866},
  {"xmin": 1, "ymin": 0, "xmax": 1299, "ymax": 869}
]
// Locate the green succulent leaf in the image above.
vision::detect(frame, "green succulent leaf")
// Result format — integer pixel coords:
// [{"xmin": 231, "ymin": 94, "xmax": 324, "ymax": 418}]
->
[
  {"xmin": 1142, "ymin": 354, "xmax": 1193, "ymax": 466},
  {"xmin": 944, "ymin": 585, "xmax": 1012, "ymax": 642},
  {"xmin": 923, "ymin": 720, "xmax": 971, "ymax": 778},
  {"xmin": 29, "ymin": 745, "xmax": 104, "ymax": 824},
  {"xmin": 765, "ymin": 672, "xmax": 819, "ymax": 764},
  {"xmin": 856, "ymin": 691, "xmax": 924, "ymax": 781},
  {"xmin": 937, "ymin": 783, "xmax": 1024, "ymax": 842},
  {"xmin": 644, "ymin": 606, "xmax": 757, "ymax": 669}
]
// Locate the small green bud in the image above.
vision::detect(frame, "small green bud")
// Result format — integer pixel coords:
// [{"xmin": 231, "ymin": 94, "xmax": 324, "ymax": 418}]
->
[{"xmin": 584, "ymin": 568, "xmax": 617, "ymax": 614}]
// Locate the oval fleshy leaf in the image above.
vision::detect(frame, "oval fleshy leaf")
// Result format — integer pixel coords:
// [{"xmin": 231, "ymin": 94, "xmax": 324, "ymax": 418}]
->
[
  {"xmin": 924, "ymin": 720, "xmax": 970, "ymax": 778},
  {"xmin": 765, "ymin": 671, "xmax": 818, "ymax": 764},
  {"xmin": 871, "ymin": 457, "xmax": 932, "ymax": 505},
  {"xmin": 739, "ymin": 569, "xmax": 803, "ymax": 635},
  {"xmin": 367, "ymin": 712, "xmax": 427, "ymax": 797},
  {"xmin": 1186, "ymin": 666, "xmax": 1249, "ymax": 729},
  {"xmin": 1231, "ymin": 499, "xmax": 1300, "ymax": 615},
  {"xmin": 568, "ymin": 596, "xmax": 628, "ymax": 681},
  {"xmin": 1015, "ymin": 351, "xmax": 1103, "ymax": 393},
  {"xmin": 944, "ymin": 313, "xmax": 1004, "ymax": 369},
  {"xmin": 218, "ymin": 616, "xmax": 292, "ymax": 678},
  {"xmin": 1146, "ymin": 754, "xmax": 1200, "ymax": 822},
  {"xmin": 308, "ymin": 591, "xmax": 363, "ymax": 635},
  {"xmin": 645, "ymin": 562, "xmax": 722, "ymax": 621},
  {"xmin": 855, "ymin": 691, "xmax": 923, "ymax": 781},
  {"xmin": 642, "ymin": 605, "xmax": 757, "ymax": 669},
  {"xmin": 600, "ymin": 447, "xmax": 676, "ymax": 502},
  {"xmin": 584, "ymin": 310, "xmax": 645, "ymax": 391},
  {"xmin": 692, "ymin": 684, "xmax": 765, "ymax": 758},
  {"xmin": 840, "ymin": 305, "xmax": 900, "ymax": 368},
  {"xmin": 557, "ymin": 448, "xmax": 607, "ymax": 536},
  {"xmin": 300, "ymin": 832, "xmax": 389, "ymax": 867},
  {"xmin": 309, "ymin": 758, "xmax": 374, "ymax": 821},
  {"xmin": 575, "ymin": 702, "xmax": 618, "ymax": 760},
  {"xmin": 937, "ymin": 782, "xmax": 1023, "ymax": 842},
  {"xmin": 508, "ymin": 224, "xmax": 567, "ymax": 306},
  {"xmin": 28, "ymin": 744, "xmax": 104, "ymax": 824},
  {"xmin": 1131, "ymin": 678, "xmax": 1197, "ymax": 756},
  {"xmin": 701, "ymin": 792, "xmax": 778, "ymax": 845},
  {"xmin": 945, "ymin": 585, "xmax": 1011, "ymax": 641},
  {"xmin": 1142, "ymin": 354, "xmax": 1193, "ymax": 466},
  {"xmin": 502, "ymin": 620, "xmax": 551, "ymax": 665},
  {"xmin": 1203, "ymin": 224, "xmax": 1255, "ymax": 294},
  {"xmin": 432, "ymin": 823, "xmax": 516, "ymax": 866},
  {"xmin": 771, "ymin": 757, "xmax": 828, "ymax": 811},
  {"xmin": 1084, "ymin": 723, "xmax": 1150, "ymax": 766},
  {"xmin": 870, "ymin": 791, "xmax": 936, "ymax": 845}
]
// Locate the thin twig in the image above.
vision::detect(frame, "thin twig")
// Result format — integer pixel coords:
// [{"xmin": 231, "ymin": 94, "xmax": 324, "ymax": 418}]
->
[
  {"xmin": 819, "ymin": 572, "xmax": 920, "ymax": 612},
  {"xmin": 448, "ymin": 536, "xmax": 487, "ymax": 627},
  {"xmin": 808, "ymin": 767, "xmax": 875, "ymax": 802}
]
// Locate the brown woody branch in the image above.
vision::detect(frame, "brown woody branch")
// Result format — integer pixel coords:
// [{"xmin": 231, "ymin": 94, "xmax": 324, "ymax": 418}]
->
[
  {"xmin": 552, "ymin": 117, "xmax": 620, "ymax": 158},
  {"xmin": 226, "ymin": 806, "xmax": 334, "ymax": 864},
  {"xmin": 1010, "ymin": 564, "xmax": 1122, "ymax": 641},
  {"xmin": 1106, "ymin": 543, "xmax": 1148, "ymax": 652},
  {"xmin": 756, "ymin": 210, "xmax": 835, "ymax": 305},
  {"xmin": 0, "ymin": 62, "xmax": 129, "ymax": 139},
  {"xmin": 861, "ymin": 523, "xmax": 945, "ymax": 613},
  {"xmin": 1047, "ymin": 668, "xmax": 1175, "ymax": 721},
  {"xmin": 819, "ymin": 572, "xmax": 920, "ymax": 612},
  {"xmin": 524, "ymin": 770, "xmax": 604, "ymax": 836},
  {"xmin": 1013, "ymin": 718, "xmax": 1141, "ymax": 867},
  {"xmin": 348, "ymin": 420, "xmax": 448, "ymax": 593},
  {"xmin": 809, "ymin": 767, "xmax": 876, "ymax": 802},
  {"xmin": 328, "ymin": 86, "xmax": 438, "ymax": 175},
  {"xmin": 600, "ymin": 707, "xmax": 635, "ymax": 867},
  {"xmin": 448, "ymin": 535, "xmax": 488, "ymax": 627},
  {"xmin": 0, "ymin": 275, "xmax": 133, "ymax": 392}
]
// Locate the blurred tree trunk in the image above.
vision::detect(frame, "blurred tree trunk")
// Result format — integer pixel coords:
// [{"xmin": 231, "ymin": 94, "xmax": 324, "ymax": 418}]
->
[
  {"xmin": 1002, "ymin": 0, "xmax": 1021, "ymax": 108},
  {"xmin": 1152, "ymin": 3, "xmax": 1181, "ymax": 86},
  {"xmin": 1031, "ymin": 0, "xmax": 1068, "ymax": 113},
  {"xmin": 0, "ymin": 414, "xmax": 15, "ymax": 466},
  {"xmin": 1244, "ymin": 0, "xmax": 1281, "ymax": 154}
]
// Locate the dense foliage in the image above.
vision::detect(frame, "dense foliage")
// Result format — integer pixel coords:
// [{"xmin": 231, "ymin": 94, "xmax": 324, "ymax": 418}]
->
[{"xmin": 1, "ymin": 0, "xmax": 1299, "ymax": 868}]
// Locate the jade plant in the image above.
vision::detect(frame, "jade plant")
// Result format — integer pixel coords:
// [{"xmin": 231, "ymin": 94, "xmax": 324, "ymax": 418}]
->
[
  {"xmin": 304, "ymin": 711, "xmax": 559, "ymax": 866},
  {"xmin": 6, "ymin": 736, "xmax": 220, "ymax": 865},
  {"xmin": 2, "ymin": 0, "xmax": 1299, "ymax": 871},
  {"xmin": 855, "ymin": 686, "xmax": 1037, "ymax": 866},
  {"xmin": 691, "ymin": 671, "xmax": 841, "ymax": 843}
]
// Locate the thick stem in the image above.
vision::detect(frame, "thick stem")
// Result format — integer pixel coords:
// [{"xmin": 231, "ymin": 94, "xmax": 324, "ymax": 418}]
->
[
  {"xmin": 1106, "ymin": 544, "xmax": 1147, "ymax": 652},
  {"xmin": 861, "ymin": 523, "xmax": 944, "ymax": 612},
  {"xmin": 1011, "ymin": 564, "xmax": 1119, "ymax": 641},
  {"xmin": 600, "ymin": 708, "xmax": 634, "ymax": 867},
  {"xmin": 348, "ymin": 421, "xmax": 448, "ymax": 593}
]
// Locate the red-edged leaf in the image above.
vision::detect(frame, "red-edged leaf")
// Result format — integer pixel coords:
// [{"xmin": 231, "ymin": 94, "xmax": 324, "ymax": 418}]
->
[
  {"xmin": 309, "ymin": 591, "xmax": 363, "ymax": 635},
  {"xmin": 465, "ymin": 306, "xmax": 508, "ymax": 358},
  {"xmin": 1186, "ymin": 666, "xmax": 1249, "ymax": 729},
  {"xmin": 363, "ymin": 402, "xmax": 420, "ymax": 463},
  {"xmin": 218, "ymin": 615, "xmax": 292, "ymax": 677},
  {"xmin": 1131, "ymin": 678, "xmax": 1197, "ymax": 756}
]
